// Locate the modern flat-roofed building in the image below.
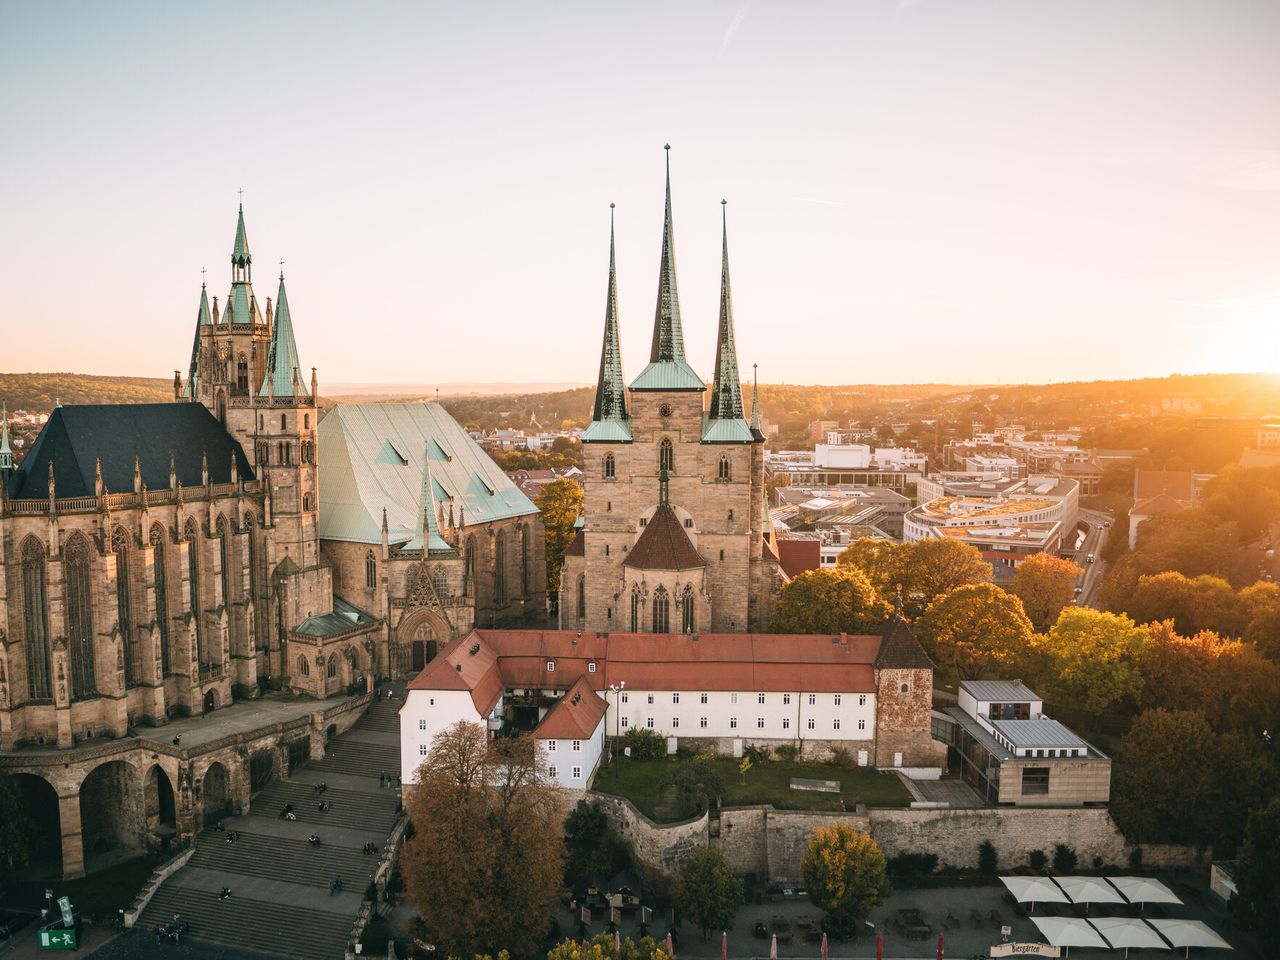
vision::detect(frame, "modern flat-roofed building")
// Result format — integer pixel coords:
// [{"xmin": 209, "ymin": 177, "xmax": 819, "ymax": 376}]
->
[{"xmin": 932, "ymin": 680, "xmax": 1110, "ymax": 806}]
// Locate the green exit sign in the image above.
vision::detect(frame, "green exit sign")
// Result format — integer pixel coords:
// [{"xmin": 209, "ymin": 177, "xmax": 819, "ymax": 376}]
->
[{"xmin": 38, "ymin": 928, "xmax": 77, "ymax": 950}]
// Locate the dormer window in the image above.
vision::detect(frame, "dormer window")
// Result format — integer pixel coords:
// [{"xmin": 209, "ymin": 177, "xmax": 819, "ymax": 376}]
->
[{"xmin": 546, "ymin": 661, "xmax": 555, "ymax": 672}]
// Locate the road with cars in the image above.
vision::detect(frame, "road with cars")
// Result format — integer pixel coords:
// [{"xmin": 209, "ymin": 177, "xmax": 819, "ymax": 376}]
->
[{"xmin": 1074, "ymin": 507, "xmax": 1113, "ymax": 608}]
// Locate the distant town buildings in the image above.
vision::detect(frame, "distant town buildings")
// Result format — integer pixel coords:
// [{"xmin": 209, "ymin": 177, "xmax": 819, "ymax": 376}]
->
[{"xmin": 1128, "ymin": 468, "xmax": 1212, "ymax": 548}]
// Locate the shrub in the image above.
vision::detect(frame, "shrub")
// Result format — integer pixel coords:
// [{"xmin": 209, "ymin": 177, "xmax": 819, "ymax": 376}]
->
[
  {"xmin": 886, "ymin": 853, "xmax": 939, "ymax": 887},
  {"xmin": 774, "ymin": 744, "xmax": 798, "ymax": 762},
  {"xmin": 744, "ymin": 744, "xmax": 772, "ymax": 764},
  {"xmin": 978, "ymin": 840, "xmax": 998, "ymax": 876},
  {"xmin": 1028, "ymin": 849, "xmax": 1048, "ymax": 873},
  {"xmin": 829, "ymin": 746, "xmax": 854, "ymax": 769},
  {"xmin": 1052, "ymin": 844, "xmax": 1078, "ymax": 874},
  {"xmin": 1128, "ymin": 847, "xmax": 1143, "ymax": 870},
  {"xmin": 622, "ymin": 727, "xmax": 667, "ymax": 761}
]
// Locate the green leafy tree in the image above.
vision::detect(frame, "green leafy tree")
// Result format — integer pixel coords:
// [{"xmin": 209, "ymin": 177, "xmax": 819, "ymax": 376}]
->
[
  {"xmin": 1235, "ymin": 797, "xmax": 1280, "ymax": 930},
  {"xmin": 1031, "ymin": 608, "xmax": 1147, "ymax": 712},
  {"xmin": 564, "ymin": 801, "xmax": 632, "ymax": 891},
  {"xmin": 675, "ymin": 847, "xmax": 744, "ymax": 941},
  {"xmin": 621, "ymin": 728, "xmax": 667, "ymax": 761},
  {"xmin": 771, "ymin": 567, "xmax": 891, "ymax": 634},
  {"xmin": 0, "ymin": 775, "xmax": 32, "ymax": 893},
  {"xmin": 1008, "ymin": 553, "xmax": 1082, "ymax": 629},
  {"xmin": 916, "ymin": 584, "xmax": 1035, "ymax": 679},
  {"xmin": 977, "ymin": 840, "xmax": 998, "ymax": 877},
  {"xmin": 1052, "ymin": 844, "xmax": 1078, "ymax": 874},
  {"xmin": 535, "ymin": 478, "xmax": 584, "ymax": 608},
  {"xmin": 800, "ymin": 823, "xmax": 887, "ymax": 936}
]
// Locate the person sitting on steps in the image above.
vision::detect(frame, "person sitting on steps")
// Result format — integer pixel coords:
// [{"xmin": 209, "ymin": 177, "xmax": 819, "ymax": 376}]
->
[{"xmin": 218, "ymin": 887, "xmax": 231, "ymax": 901}]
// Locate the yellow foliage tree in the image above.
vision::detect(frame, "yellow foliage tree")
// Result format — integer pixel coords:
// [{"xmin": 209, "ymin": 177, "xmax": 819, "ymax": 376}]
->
[{"xmin": 800, "ymin": 823, "xmax": 887, "ymax": 936}]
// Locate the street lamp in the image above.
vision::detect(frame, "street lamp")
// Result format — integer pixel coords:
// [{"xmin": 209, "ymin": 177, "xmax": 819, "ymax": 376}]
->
[{"xmin": 608, "ymin": 681, "xmax": 625, "ymax": 777}]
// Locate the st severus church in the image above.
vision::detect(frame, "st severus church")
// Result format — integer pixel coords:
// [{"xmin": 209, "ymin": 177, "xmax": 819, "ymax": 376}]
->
[{"xmin": 561, "ymin": 149, "xmax": 782, "ymax": 632}]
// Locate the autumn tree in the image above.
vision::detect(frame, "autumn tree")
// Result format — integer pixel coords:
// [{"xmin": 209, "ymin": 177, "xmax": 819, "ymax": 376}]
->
[
  {"xmin": 772, "ymin": 567, "xmax": 891, "ymax": 634},
  {"xmin": 836, "ymin": 538, "xmax": 902, "ymax": 596},
  {"xmin": 546, "ymin": 934, "xmax": 672, "ymax": 960},
  {"xmin": 836, "ymin": 537, "xmax": 992, "ymax": 617},
  {"xmin": 1030, "ymin": 608, "xmax": 1147, "ymax": 713},
  {"xmin": 915, "ymin": 584, "xmax": 1035, "ymax": 679},
  {"xmin": 1122, "ymin": 572, "xmax": 1245, "ymax": 637},
  {"xmin": 800, "ymin": 824, "xmax": 887, "ymax": 936},
  {"xmin": 400, "ymin": 722, "xmax": 564, "ymax": 958},
  {"xmin": 1235, "ymin": 798, "xmax": 1280, "ymax": 930},
  {"xmin": 1008, "ymin": 553, "xmax": 1081, "ymax": 629},
  {"xmin": 536, "ymin": 478, "xmax": 584, "ymax": 610},
  {"xmin": 675, "ymin": 847, "xmax": 744, "ymax": 941}
]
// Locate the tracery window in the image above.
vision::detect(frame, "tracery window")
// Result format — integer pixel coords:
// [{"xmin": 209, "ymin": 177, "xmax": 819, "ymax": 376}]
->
[
  {"xmin": 630, "ymin": 586, "xmax": 641, "ymax": 632},
  {"xmin": 520, "ymin": 525, "xmax": 530, "ymax": 596},
  {"xmin": 681, "ymin": 584, "xmax": 695, "ymax": 633},
  {"xmin": 64, "ymin": 535, "xmax": 96, "ymax": 699},
  {"xmin": 718, "ymin": 455, "xmax": 731, "ymax": 481},
  {"xmin": 327, "ymin": 655, "xmax": 337, "ymax": 678},
  {"xmin": 431, "ymin": 564, "xmax": 448, "ymax": 597},
  {"xmin": 151, "ymin": 525, "xmax": 171, "ymax": 673},
  {"xmin": 113, "ymin": 528, "xmax": 135, "ymax": 686},
  {"xmin": 463, "ymin": 537, "xmax": 476, "ymax": 597},
  {"xmin": 236, "ymin": 357, "xmax": 249, "ymax": 394},
  {"xmin": 21, "ymin": 537, "xmax": 51, "ymax": 699},
  {"xmin": 659, "ymin": 438, "xmax": 674, "ymax": 473},
  {"xmin": 652, "ymin": 585, "xmax": 670, "ymax": 634},
  {"xmin": 603, "ymin": 453, "xmax": 615, "ymax": 479},
  {"xmin": 186, "ymin": 519, "xmax": 207, "ymax": 670},
  {"xmin": 365, "ymin": 551, "xmax": 377, "ymax": 589},
  {"xmin": 494, "ymin": 531, "xmax": 508, "ymax": 605},
  {"xmin": 576, "ymin": 575, "xmax": 586, "ymax": 621},
  {"xmin": 217, "ymin": 516, "xmax": 232, "ymax": 607},
  {"xmin": 298, "ymin": 655, "xmax": 310, "ymax": 677}
]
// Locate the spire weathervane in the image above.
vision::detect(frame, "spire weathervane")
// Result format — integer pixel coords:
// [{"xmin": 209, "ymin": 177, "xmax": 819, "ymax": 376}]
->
[
  {"xmin": 201, "ymin": 266, "xmax": 206, "ymax": 286},
  {"xmin": 238, "ymin": 187, "xmax": 244, "ymax": 206},
  {"xmin": 279, "ymin": 258, "xmax": 285, "ymax": 280}
]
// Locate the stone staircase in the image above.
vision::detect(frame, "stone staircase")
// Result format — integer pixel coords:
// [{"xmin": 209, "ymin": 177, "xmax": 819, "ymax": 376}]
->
[{"xmin": 137, "ymin": 696, "xmax": 403, "ymax": 960}]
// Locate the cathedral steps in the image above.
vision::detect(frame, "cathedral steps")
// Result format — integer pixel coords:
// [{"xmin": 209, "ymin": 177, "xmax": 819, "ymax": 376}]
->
[
  {"xmin": 187, "ymin": 829, "xmax": 382, "ymax": 889},
  {"xmin": 249, "ymin": 780, "xmax": 399, "ymax": 832},
  {"xmin": 313, "ymin": 740, "xmax": 401, "ymax": 779}
]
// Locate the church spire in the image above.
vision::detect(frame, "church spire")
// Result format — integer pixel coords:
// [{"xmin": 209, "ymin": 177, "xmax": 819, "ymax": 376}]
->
[
  {"xmin": 183, "ymin": 283, "xmax": 212, "ymax": 399},
  {"xmin": 258, "ymin": 272, "xmax": 308, "ymax": 398},
  {"xmin": 630, "ymin": 146, "xmax": 704, "ymax": 392},
  {"xmin": 232, "ymin": 202, "xmax": 251, "ymax": 282},
  {"xmin": 750, "ymin": 362, "xmax": 763, "ymax": 438},
  {"xmin": 411, "ymin": 447, "xmax": 450, "ymax": 551},
  {"xmin": 0, "ymin": 403, "xmax": 12, "ymax": 471},
  {"xmin": 582, "ymin": 204, "xmax": 633, "ymax": 443},
  {"xmin": 708, "ymin": 200, "xmax": 745, "ymax": 421}
]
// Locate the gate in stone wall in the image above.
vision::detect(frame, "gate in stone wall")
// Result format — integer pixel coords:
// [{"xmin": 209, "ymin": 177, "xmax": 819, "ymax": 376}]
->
[
  {"xmin": 249, "ymin": 750, "xmax": 276, "ymax": 793},
  {"xmin": 287, "ymin": 736, "xmax": 311, "ymax": 774}
]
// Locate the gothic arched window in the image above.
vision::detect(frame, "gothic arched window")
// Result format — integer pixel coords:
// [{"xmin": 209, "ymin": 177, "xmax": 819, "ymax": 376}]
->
[
  {"xmin": 431, "ymin": 565, "xmax": 448, "ymax": 597},
  {"xmin": 21, "ymin": 537, "xmax": 51, "ymax": 700},
  {"xmin": 150, "ymin": 524, "xmax": 171, "ymax": 674},
  {"xmin": 113, "ymin": 528, "xmax": 135, "ymax": 687},
  {"xmin": 630, "ymin": 586, "xmax": 641, "ymax": 633},
  {"xmin": 326, "ymin": 655, "xmax": 337, "ymax": 679},
  {"xmin": 718, "ymin": 455, "xmax": 731, "ymax": 481},
  {"xmin": 216, "ymin": 515, "xmax": 232, "ymax": 608},
  {"xmin": 681, "ymin": 584, "xmax": 695, "ymax": 633},
  {"xmin": 520, "ymin": 525, "xmax": 530, "ymax": 597},
  {"xmin": 463, "ymin": 537, "xmax": 476, "ymax": 597},
  {"xmin": 603, "ymin": 453, "xmax": 615, "ymax": 479},
  {"xmin": 365, "ymin": 551, "xmax": 377, "ymax": 589},
  {"xmin": 64, "ymin": 535, "xmax": 96, "ymax": 700},
  {"xmin": 302, "ymin": 492, "xmax": 314, "ymax": 512},
  {"xmin": 659, "ymin": 438, "xmax": 674, "ymax": 473},
  {"xmin": 186, "ymin": 519, "xmax": 206, "ymax": 670},
  {"xmin": 652, "ymin": 586, "xmax": 670, "ymax": 634},
  {"xmin": 236, "ymin": 356, "xmax": 249, "ymax": 393},
  {"xmin": 494, "ymin": 531, "xmax": 507, "ymax": 605},
  {"xmin": 298, "ymin": 655, "xmax": 310, "ymax": 677},
  {"xmin": 576, "ymin": 575, "xmax": 586, "ymax": 621}
]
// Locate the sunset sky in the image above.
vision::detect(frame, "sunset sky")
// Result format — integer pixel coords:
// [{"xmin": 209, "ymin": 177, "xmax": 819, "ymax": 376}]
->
[{"xmin": 3, "ymin": 1, "xmax": 1279, "ymax": 386}]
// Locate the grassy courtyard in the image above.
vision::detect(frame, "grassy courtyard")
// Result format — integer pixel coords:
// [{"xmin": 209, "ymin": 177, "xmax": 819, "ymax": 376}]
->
[{"xmin": 593, "ymin": 757, "xmax": 912, "ymax": 822}]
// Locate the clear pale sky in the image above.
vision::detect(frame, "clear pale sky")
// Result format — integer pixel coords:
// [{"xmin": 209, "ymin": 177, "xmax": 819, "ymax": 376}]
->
[{"xmin": 3, "ymin": 1, "xmax": 1279, "ymax": 386}]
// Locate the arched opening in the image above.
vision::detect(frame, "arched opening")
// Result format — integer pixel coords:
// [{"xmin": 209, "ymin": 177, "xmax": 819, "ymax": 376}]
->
[
  {"xmin": 203, "ymin": 688, "xmax": 218, "ymax": 714},
  {"xmin": 21, "ymin": 536, "xmax": 52, "ymax": 700},
  {"xmin": 520, "ymin": 525, "xmax": 530, "ymax": 597},
  {"xmin": 576, "ymin": 575, "xmax": 586, "ymax": 622},
  {"xmin": 630, "ymin": 586, "xmax": 641, "ymax": 633},
  {"xmin": 603, "ymin": 453, "xmax": 615, "ymax": 479},
  {"xmin": 144, "ymin": 764, "xmax": 177, "ymax": 834},
  {"xmin": 236, "ymin": 356, "xmax": 249, "ymax": 394},
  {"xmin": 297, "ymin": 654, "xmax": 310, "ymax": 677},
  {"xmin": 718, "ymin": 455, "xmax": 731, "ymax": 481},
  {"xmin": 216, "ymin": 515, "xmax": 232, "ymax": 608},
  {"xmin": 494, "ymin": 531, "xmax": 507, "ymax": 605},
  {"xmin": 186, "ymin": 519, "xmax": 207, "ymax": 674},
  {"xmin": 682, "ymin": 584, "xmax": 696, "ymax": 633},
  {"xmin": 80, "ymin": 761, "xmax": 143, "ymax": 871},
  {"xmin": 216, "ymin": 390, "xmax": 226, "ymax": 425},
  {"xmin": 9, "ymin": 773, "xmax": 61, "ymax": 879},
  {"xmin": 463, "ymin": 537, "xmax": 476, "ymax": 597},
  {"xmin": 201, "ymin": 762, "xmax": 230, "ymax": 824},
  {"xmin": 150, "ymin": 524, "xmax": 171, "ymax": 675},
  {"xmin": 365, "ymin": 551, "xmax": 377, "ymax": 589},
  {"xmin": 64, "ymin": 534, "xmax": 96, "ymax": 700},
  {"xmin": 112, "ymin": 527, "xmax": 136, "ymax": 687}
]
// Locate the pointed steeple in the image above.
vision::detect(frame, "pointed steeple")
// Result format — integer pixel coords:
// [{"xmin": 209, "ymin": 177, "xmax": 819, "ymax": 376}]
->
[
  {"xmin": 410, "ymin": 448, "xmax": 450, "ymax": 552},
  {"xmin": 259, "ymin": 272, "xmax": 309, "ymax": 398},
  {"xmin": 631, "ymin": 146, "xmax": 704, "ymax": 392},
  {"xmin": 583, "ymin": 204, "xmax": 633, "ymax": 443},
  {"xmin": 232, "ymin": 204, "xmax": 251, "ymax": 276},
  {"xmin": 709, "ymin": 200, "xmax": 745, "ymax": 421},
  {"xmin": 182, "ymin": 284, "xmax": 213, "ymax": 399},
  {"xmin": 750, "ymin": 362, "xmax": 764, "ymax": 440},
  {"xmin": 227, "ymin": 204, "xmax": 264, "ymax": 324},
  {"xmin": 0, "ymin": 403, "xmax": 12, "ymax": 471}
]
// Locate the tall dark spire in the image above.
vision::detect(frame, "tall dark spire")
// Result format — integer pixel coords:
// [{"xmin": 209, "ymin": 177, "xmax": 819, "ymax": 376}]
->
[
  {"xmin": 232, "ymin": 203, "xmax": 251, "ymax": 281},
  {"xmin": 183, "ymin": 283, "xmax": 213, "ymax": 399},
  {"xmin": 583, "ymin": 205, "xmax": 634, "ymax": 443},
  {"xmin": 650, "ymin": 144, "xmax": 686, "ymax": 364},
  {"xmin": 630, "ymin": 146, "xmax": 705, "ymax": 392},
  {"xmin": 708, "ymin": 200, "xmax": 745, "ymax": 421}
]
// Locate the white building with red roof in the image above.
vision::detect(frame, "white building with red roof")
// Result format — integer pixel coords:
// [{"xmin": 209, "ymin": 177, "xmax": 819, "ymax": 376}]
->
[{"xmin": 400, "ymin": 620, "xmax": 944, "ymax": 791}]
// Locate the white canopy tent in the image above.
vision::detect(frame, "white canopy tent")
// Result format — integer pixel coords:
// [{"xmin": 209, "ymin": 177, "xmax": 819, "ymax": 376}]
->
[
  {"xmin": 1055, "ymin": 876, "xmax": 1127, "ymax": 913},
  {"xmin": 1089, "ymin": 917, "xmax": 1169, "ymax": 958},
  {"xmin": 1002, "ymin": 876, "xmax": 1071, "ymax": 913},
  {"xmin": 1030, "ymin": 916, "xmax": 1110, "ymax": 958},
  {"xmin": 1107, "ymin": 876, "xmax": 1183, "ymax": 910},
  {"xmin": 1147, "ymin": 918, "xmax": 1233, "ymax": 957}
]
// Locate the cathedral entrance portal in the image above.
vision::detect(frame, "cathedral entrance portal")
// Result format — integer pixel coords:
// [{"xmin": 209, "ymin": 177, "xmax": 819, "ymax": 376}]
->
[
  {"xmin": 398, "ymin": 608, "xmax": 449, "ymax": 676},
  {"xmin": 203, "ymin": 688, "xmax": 217, "ymax": 714}
]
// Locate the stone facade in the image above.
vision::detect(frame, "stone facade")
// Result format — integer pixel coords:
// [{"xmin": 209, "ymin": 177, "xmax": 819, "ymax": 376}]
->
[{"xmin": 873, "ymin": 666, "xmax": 946, "ymax": 770}]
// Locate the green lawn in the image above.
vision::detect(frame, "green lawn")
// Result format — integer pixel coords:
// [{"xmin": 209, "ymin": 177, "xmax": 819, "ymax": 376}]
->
[{"xmin": 594, "ymin": 757, "xmax": 912, "ymax": 822}]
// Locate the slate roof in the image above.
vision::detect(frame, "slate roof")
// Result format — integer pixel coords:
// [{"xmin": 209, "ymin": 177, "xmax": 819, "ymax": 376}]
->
[
  {"xmin": 624, "ymin": 504, "xmax": 705, "ymax": 571},
  {"xmin": 873, "ymin": 614, "xmax": 935, "ymax": 670},
  {"xmin": 294, "ymin": 596, "xmax": 380, "ymax": 637},
  {"xmin": 707, "ymin": 203, "xmax": 746, "ymax": 423},
  {"xmin": 8, "ymin": 403, "xmax": 254, "ymax": 500},
  {"xmin": 585, "ymin": 207, "xmax": 631, "ymax": 442},
  {"xmin": 318, "ymin": 402, "xmax": 539, "ymax": 545}
]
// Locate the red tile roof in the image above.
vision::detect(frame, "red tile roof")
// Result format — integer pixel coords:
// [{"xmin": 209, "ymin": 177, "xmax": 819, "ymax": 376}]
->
[
  {"xmin": 1133, "ymin": 469, "xmax": 1194, "ymax": 503},
  {"xmin": 535, "ymin": 676, "xmax": 608, "ymax": 740},
  {"xmin": 775, "ymin": 537, "xmax": 821, "ymax": 579},
  {"xmin": 1131, "ymin": 493, "xmax": 1186, "ymax": 518},
  {"xmin": 624, "ymin": 505, "xmax": 705, "ymax": 571}
]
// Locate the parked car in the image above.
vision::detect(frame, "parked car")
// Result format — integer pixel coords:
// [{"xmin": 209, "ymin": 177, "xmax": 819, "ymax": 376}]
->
[{"xmin": 1086, "ymin": 553, "xmax": 1096, "ymax": 563}]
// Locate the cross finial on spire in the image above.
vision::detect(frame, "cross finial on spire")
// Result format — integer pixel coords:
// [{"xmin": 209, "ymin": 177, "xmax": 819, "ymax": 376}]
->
[
  {"xmin": 201, "ymin": 266, "xmax": 206, "ymax": 286},
  {"xmin": 238, "ymin": 187, "xmax": 244, "ymax": 206},
  {"xmin": 279, "ymin": 258, "xmax": 285, "ymax": 280}
]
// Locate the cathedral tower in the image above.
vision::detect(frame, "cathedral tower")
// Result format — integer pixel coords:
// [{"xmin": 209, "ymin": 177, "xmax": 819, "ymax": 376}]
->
[{"xmin": 563, "ymin": 148, "xmax": 780, "ymax": 633}]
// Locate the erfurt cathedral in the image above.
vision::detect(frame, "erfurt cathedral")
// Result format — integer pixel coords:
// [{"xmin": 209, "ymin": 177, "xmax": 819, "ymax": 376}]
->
[{"xmin": 560, "ymin": 148, "xmax": 783, "ymax": 632}]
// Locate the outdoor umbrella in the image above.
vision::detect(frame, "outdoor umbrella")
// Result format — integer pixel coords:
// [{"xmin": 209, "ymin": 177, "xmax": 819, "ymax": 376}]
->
[
  {"xmin": 1001, "ymin": 876, "xmax": 1071, "ymax": 913},
  {"xmin": 820, "ymin": 932, "xmax": 828, "ymax": 960},
  {"xmin": 616, "ymin": 930, "xmax": 622, "ymax": 953},
  {"xmin": 1089, "ymin": 917, "xmax": 1169, "ymax": 958},
  {"xmin": 1055, "ymin": 876, "xmax": 1126, "ymax": 913},
  {"xmin": 937, "ymin": 932, "xmax": 945, "ymax": 960},
  {"xmin": 769, "ymin": 932, "xmax": 778, "ymax": 960},
  {"xmin": 1030, "ymin": 915, "xmax": 1110, "ymax": 958},
  {"xmin": 721, "ymin": 930, "xmax": 727, "ymax": 960},
  {"xmin": 1146, "ymin": 918, "xmax": 1234, "ymax": 958},
  {"xmin": 1106, "ymin": 876, "xmax": 1183, "ymax": 914},
  {"xmin": 667, "ymin": 931, "xmax": 675, "ymax": 958}
]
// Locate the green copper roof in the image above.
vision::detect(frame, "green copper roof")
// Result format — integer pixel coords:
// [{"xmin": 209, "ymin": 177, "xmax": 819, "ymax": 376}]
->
[
  {"xmin": 259, "ymin": 275, "xmax": 308, "ymax": 397},
  {"xmin": 708, "ymin": 202, "xmax": 746, "ymax": 421},
  {"xmin": 405, "ymin": 446, "xmax": 451, "ymax": 551},
  {"xmin": 182, "ymin": 284, "xmax": 212, "ymax": 398},
  {"xmin": 587, "ymin": 205, "xmax": 630, "ymax": 438},
  {"xmin": 701, "ymin": 414, "xmax": 753, "ymax": 443},
  {"xmin": 0, "ymin": 404, "xmax": 12, "ymax": 470},
  {"xmin": 294, "ymin": 596, "xmax": 378, "ymax": 637},
  {"xmin": 581, "ymin": 419, "xmax": 633, "ymax": 443},
  {"xmin": 318, "ymin": 402, "xmax": 539, "ymax": 546},
  {"xmin": 633, "ymin": 146, "xmax": 702, "ymax": 392},
  {"xmin": 232, "ymin": 204, "xmax": 251, "ymax": 264}
]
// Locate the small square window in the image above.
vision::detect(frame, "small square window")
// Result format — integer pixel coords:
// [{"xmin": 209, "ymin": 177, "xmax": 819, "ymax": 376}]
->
[
  {"xmin": 834, "ymin": 694, "xmax": 842, "ymax": 706},
  {"xmin": 647, "ymin": 694, "xmax": 655, "ymax": 705},
  {"xmin": 621, "ymin": 693, "xmax": 629, "ymax": 703},
  {"xmin": 588, "ymin": 662, "xmax": 597, "ymax": 673},
  {"xmin": 757, "ymin": 693, "xmax": 766, "ymax": 705},
  {"xmin": 419, "ymin": 744, "xmax": 428, "ymax": 755},
  {"xmin": 429, "ymin": 698, "xmax": 435, "ymax": 706},
  {"xmin": 783, "ymin": 717, "xmax": 791, "ymax": 729},
  {"xmin": 783, "ymin": 693, "xmax": 791, "ymax": 705},
  {"xmin": 672, "ymin": 693, "xmax": 680, "ymax": 704},
  {"xmin": 858, "ymin": 718, "xmax": 866, "ymax": 730},
  {"xmin": 572, "ymin": 766, "xmax": 582, "ymax": 780},
  {"xmin": 572, "ymin": 740, "xmax": 581, "ymax": 752},
  {"xmin": 808, "ymin": 694, "xmax": 816, "ymax": 706},
  {"xmin": 646, "ymin": 717, "xmax": 654, "ymax": 729},
  {"xmin": 731, "ymin": 693, "xmax": 738, "ymax": 704},
  {"xmin": 833, "ymin": 718, "xmax": 841, "ymax": 730},
  {"xmin": 756, "ymin": 717, "xmax": 765, "ymax": 729},
  {"xmin": 546, "ymin": 661, "xmax": 555, "ymax": 672},
  {"xmin": 620, "ymin": 717, "xmax": 629, "ymax": 728},
  {"xmin": 807, "ymin": 718, "xmax": 815, "ymax": 730},
  {"xmin": 546, "ymin": 740, "xmax": 557, "ymax": 752},
  {"xmin": 548, "ymin": 765, "xmax": 558, "ymax": 778},
  {"xmin": 418, "ymin": 718, "xmax": 427, "ymax": 730},
  {"xmin": 858, "ymin": 694, "xmax": 867, "ymax": 706}
]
